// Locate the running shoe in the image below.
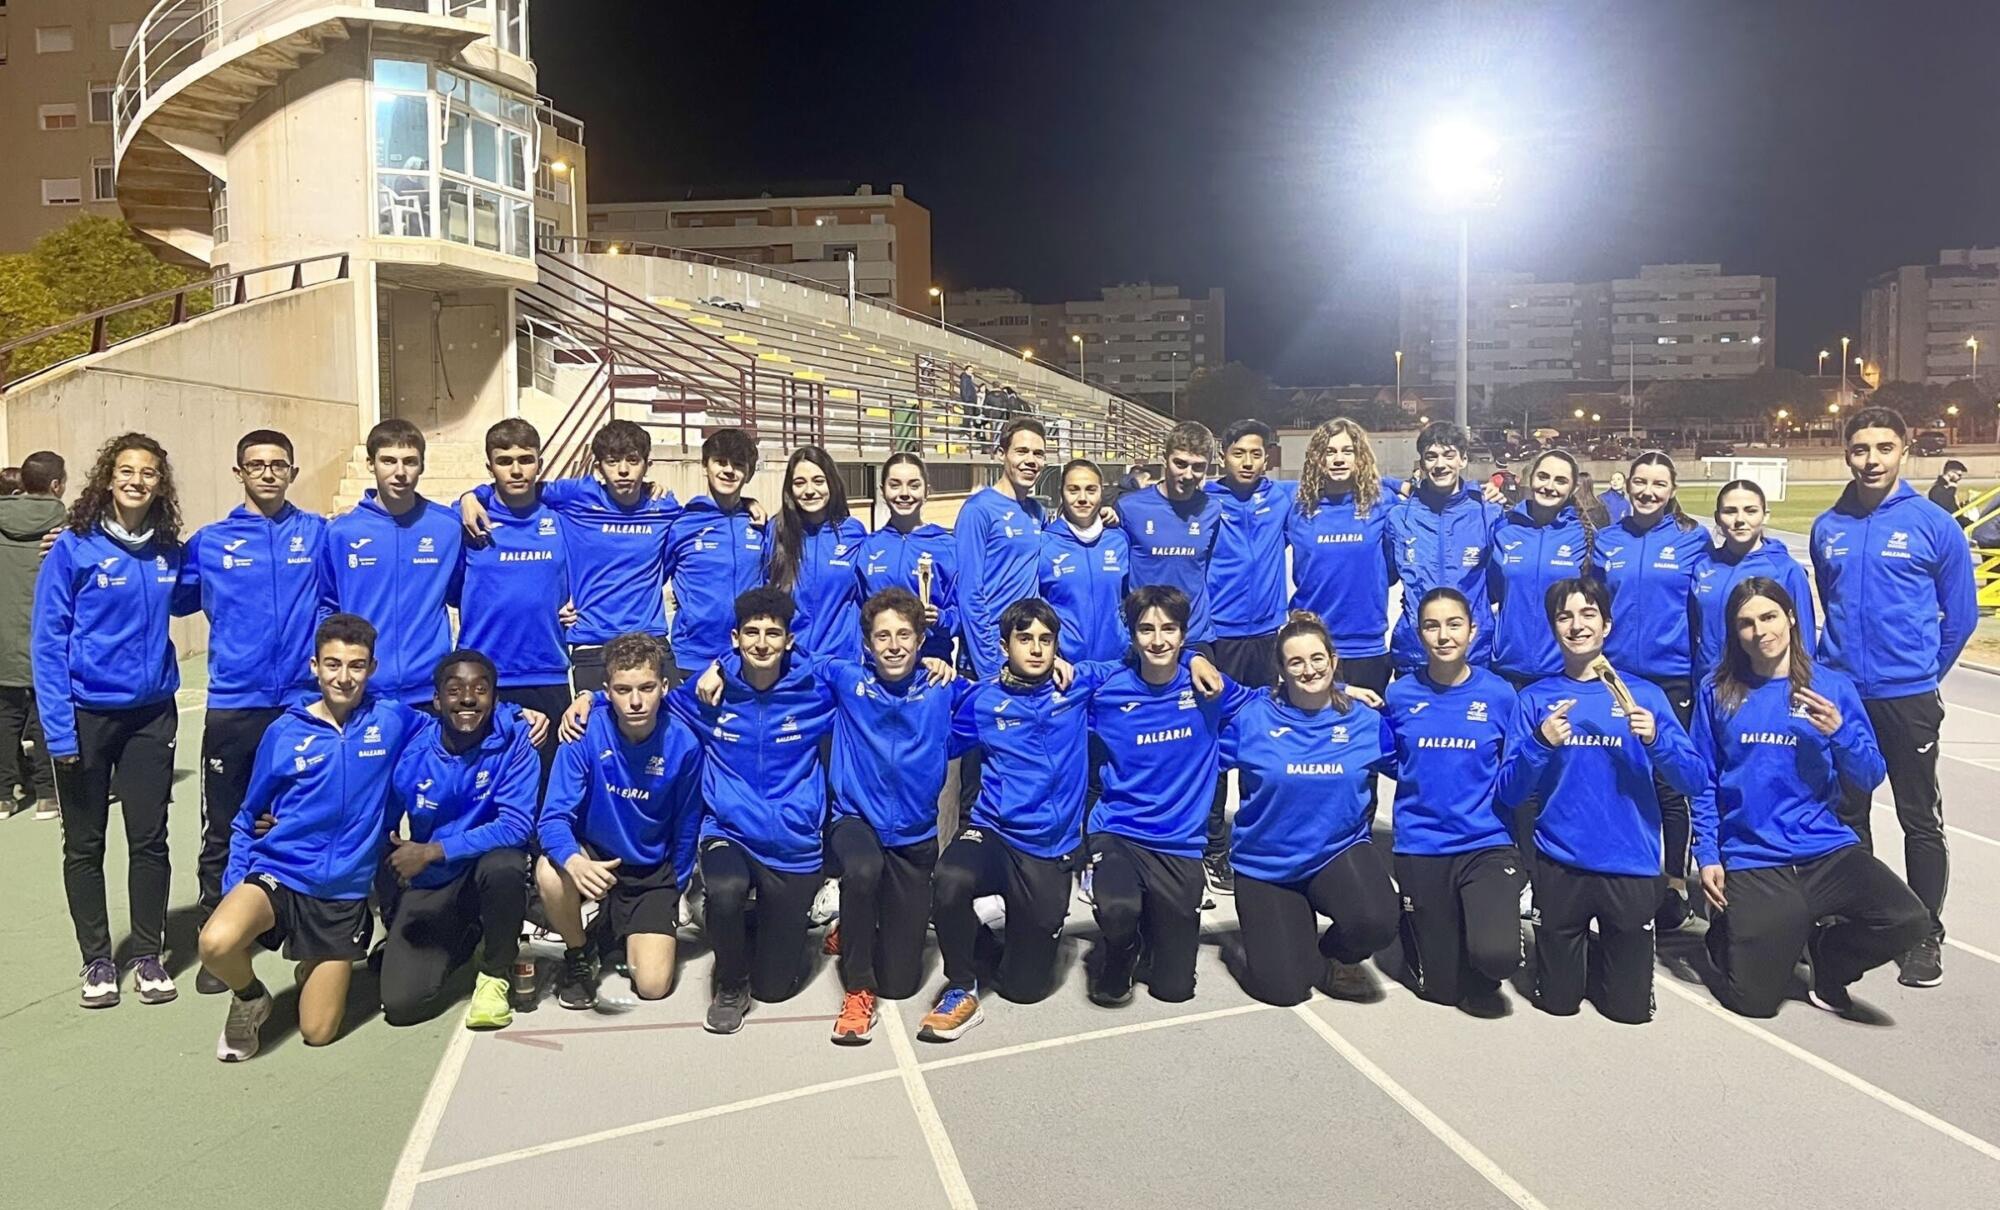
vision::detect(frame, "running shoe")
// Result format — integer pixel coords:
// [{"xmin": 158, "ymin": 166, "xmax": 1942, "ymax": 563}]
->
[
  {"xmin": 831, "ymin": 989, "xmax": 878, "ymax": 1045},
  {"xmin": 130, "ymin": 955, "xmax": 177, "ymax": 1005},
  {"xmin": 1898, "ymin": 936, "xmax": 1943, "ymax": 988},
  {"xmin": 808, "ymin": 878, "xmax": 840, "ymax": 927},
  {"xmin": 1655, "ymin": 886, "xmax": 1691, "ymax": 933},
  {"xmin": 1322, "ymin": 960, "xmax": 1376, "ymax": 1000},
  {"xmin": 1202, "ymin": 856, "xmax": 1236, "ymax": 897},
  {"xmin": 80, "ymin": 958, "xmax": 120, "ymax": 1009},
  {"xmin": 556, "ymin": 947, "xmax": 598, "ymax": 1010},
  {"xmin": 918, "ymin": 985, "xmax": 983, "ymax": 1043},
  {"xmin": 706, "ymin": 982, "xmax": 752, "ymax": 1035},
  {"xmin": 216, "ymin": 989, "xmax": 274, "ymax": 1062},
  {"xmin": 196, "ymin": 968, "xmax": 229, "ymax": 996},
  {"xmin": 1078, "ymin": 864, "xmax": 1096, "ymax": 906},
  {"xmin": 1090, "ymin": 965, "xmax": 1135, "ymax": 1009},
  {"xmin": 33, "ymin": 799, "xmax": 61, "ymax": 821},
  {"xmin": 1804, "ymin": 926, "xmax": 1853, "ymax": 1014},
  {"xmin": 823, "ymin": 923, "xmax": 842, "ymax": 956},
  {"xmin": 465, "ymin": 972, "xmax": 514, "ymax": 1030},
  {"xmin": 971, "ymin": 894, "xmax": 1007, "ymax": 930}
]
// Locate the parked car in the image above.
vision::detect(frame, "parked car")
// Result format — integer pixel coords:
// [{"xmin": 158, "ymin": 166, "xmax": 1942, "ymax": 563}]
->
[
  {"xmin": 1913, "ymin": 430, "xmax": 1950, "ymax": 457},
  {"xmin": 1695, "ymin": 439, "xmax": 1736, "ymax": 458}
]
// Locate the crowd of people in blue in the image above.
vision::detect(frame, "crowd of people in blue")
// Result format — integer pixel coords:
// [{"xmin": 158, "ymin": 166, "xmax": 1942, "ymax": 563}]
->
[{"xmin": 0, "ymin": 397, "xmax": 1973, "ymax": 1061}]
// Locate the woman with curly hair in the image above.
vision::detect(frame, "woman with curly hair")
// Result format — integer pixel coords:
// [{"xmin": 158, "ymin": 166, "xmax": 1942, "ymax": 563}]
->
[
  {"xmin": 764, "ymin": 445, "xmax": 867, "ymax": 661},
  {"xmin": 1285, "ymin": 417, "xmax": 1397, "ymax": 694},
  {"xmin": 31, "ymin": 432, "xmax": 199, "ymax": 1009}
]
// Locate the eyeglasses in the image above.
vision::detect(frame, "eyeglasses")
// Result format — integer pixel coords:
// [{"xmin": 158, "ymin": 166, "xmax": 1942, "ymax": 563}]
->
[
  {"xmin": 113, "ymin": 466, "xmax": 162, "ymax": 484},
  {"xmin": 239, "ymin": 461, "xmax": 293, "ymax": 477}
]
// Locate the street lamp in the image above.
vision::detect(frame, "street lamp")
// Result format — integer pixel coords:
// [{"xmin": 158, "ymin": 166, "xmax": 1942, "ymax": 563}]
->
[
  {"xmin": 1072, "ymin": 333, "xmax": 1085, "ymax": 382},
  {"xmin": 1818, "ymin": 349, "xmax": 1829, "ymax": 377},
  {"xmin": 1968, "ymin": 335, "xmax": 1980, "ymax": 381},
  {"xmin": 1169, "ymin": 351, "xmax": 1183, "ymax": 417},
  {"xmin": 1020, "ymin": 347, "xmax": 1034, "ymax": 360},
  {"xmin": 1394, "ymin": 349, "xmax": 1404, "ymax": 412},
  {"xmin": 929, "ymin": 285, "xmax": 945, "ymax": 326},
  {"xmin": 1591, "ymin": 412, "xmax": 1601, "ymax": 423},
  {"xmin": 1423, "ymin": 119, "xmax": 1501, "ymax": 430},
  {"xmin": 1840, "ymin": 335, "xmax": 1851, "ymax": 405}
]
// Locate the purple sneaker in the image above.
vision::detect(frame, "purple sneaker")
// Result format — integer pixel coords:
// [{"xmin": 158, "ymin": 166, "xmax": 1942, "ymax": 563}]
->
[
  {"xmin": 80, "ymin": 958, "xmax": 121, "ymax": 1009},
  {"xmin": 131, "ymin": 956, "xmax": 178, "ymax": 1005}
]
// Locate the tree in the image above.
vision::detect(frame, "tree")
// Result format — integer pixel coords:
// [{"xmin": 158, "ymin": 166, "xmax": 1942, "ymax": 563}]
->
[
  {"xmin": 0, "ymin": 216, "xmax": 210, "ymax": 382},
  {"xmin": 0, "ymin": 254, "xmax": 83, "ymax": 381},
  {"xmin": 1181, "ymin": 361, "xmax": 1273, "ymax": 433}
]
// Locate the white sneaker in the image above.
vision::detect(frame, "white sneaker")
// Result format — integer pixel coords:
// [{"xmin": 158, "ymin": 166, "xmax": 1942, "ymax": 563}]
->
[
  {"xmin": 972, "ymin": 894, "xmax": 1007, "ymax": 930},
  {"xmin": 217, "ymin": 991, "xmax": 274, "ymax": 1062},
  {"xmin": 33, "ymin": 800, "xmax": 60, "ymax": 821},
  {"xmin": 808, "ymin": 877, "xmax": 840, "ymax": 927}
]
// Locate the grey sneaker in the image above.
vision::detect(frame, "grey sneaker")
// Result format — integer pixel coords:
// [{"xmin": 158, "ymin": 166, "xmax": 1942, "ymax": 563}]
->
[
  {"xmin": 217, "ymin": 989, "xmax": 274, "ymax": 1062},
  {"xmin": 705, "ymin": 982, "xmax": 752, "ymax": 1035},
  {"xmin": 1322, "ymin": 960, "xmax": 1377, "ymax": 1000},
  {"xmin": 1897, "ymin": 936, "xmax": 1943, "ymax": 988},
  {"xmin": 80, "ymin": 958, "xmax": 120, "ymax": 1009}
]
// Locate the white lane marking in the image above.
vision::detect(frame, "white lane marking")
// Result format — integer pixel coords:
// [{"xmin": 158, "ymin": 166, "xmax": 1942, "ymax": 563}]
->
[
  {"xmin": 1946, "ymin": 936, "xmax": 2000, "ymax": 968},
  {"xmin": 1655, "ymin": 979, "xmax": 2000, "ymax": 1165},
  {"xmin": 382, "ymin": 1021, "xmax": 478, "ymax": 1209},
  {"xmin": 1872, "ymin": 801, "xmax": 2000, "ymax": 850},
  {"xmin": 1940, "ymin": 698, "xmax": 2000, "ymax": 723},
  {"xmin": 917, "ymin": 1002, "xmax": 1273, "ymax": 1072},
  {"xmin": 413, "ymin": 1069, "xmax": 903, "ymax": 1185},
  {"xmin": 1290, "ymin": 1005, "xmax": 1548, "ymax": 1208},
  {"xmin": 882, "ymin": 1000, "xmax": 978, "ymax": 1209}
]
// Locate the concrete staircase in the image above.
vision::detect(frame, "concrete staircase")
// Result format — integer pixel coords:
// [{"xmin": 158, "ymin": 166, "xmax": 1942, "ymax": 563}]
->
[{"xmin": 332, "ymin": 440, "xmax": 490, "ymax": 513}]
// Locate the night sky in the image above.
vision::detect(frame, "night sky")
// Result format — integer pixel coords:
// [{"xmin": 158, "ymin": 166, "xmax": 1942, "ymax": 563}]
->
[{"xmin": 533, "ymin": 0, "xmax": 2000, "ymax": 386}]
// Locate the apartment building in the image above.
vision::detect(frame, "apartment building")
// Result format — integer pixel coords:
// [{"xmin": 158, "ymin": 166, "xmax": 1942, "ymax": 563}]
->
[
  {"xmin": 1861, "ymin": 248, "xmax": 2000, "ymax": 385},
  {"xmin": 949, "ymin": 283, "xmax": 1225, "ymax": 404}
]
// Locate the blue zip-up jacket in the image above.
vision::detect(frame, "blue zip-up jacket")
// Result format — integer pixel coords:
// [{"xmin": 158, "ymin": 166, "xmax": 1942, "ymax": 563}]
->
[
  {"xmin": 949, "ymin": 666, "xmax": 1111, "ymax": 859},
  {"xmin": 1219, "ymin": 691, "xmax": 1395, "ymax": 884},
  {"xmin": 954, "ymin": 486, "xmax": 1046, "ymax": 679},
  {"xmin": 182, "ymin": 504, "xmax": 327, "ymax": 708},
  {"xmin": 1690, "ymin": 537, "xmax": 1816, "ymax": 682},
  {"xmin": 1488, "ymin": 505, "xmax": 1593, "ymax": 681},
  {"xmin": 1386, "ymin": 483, "xmax": 1506, "ymax": 671},
  {"xmin": 457, "ymin": 495, "xmax": 569, "ymax": 688},
  {"xmin": 1116, "ymin": 486, "xmax": 1224, "ymax": 644},
  {"xmin": 1497, "ymin": 672, "xmax": 1707, "ymax": 876},
  {"xmin": 663, "ymin": 495, "xmax": 766, "ymax": 671},
  {"xmin": 1810, "ymin": 480, "xmax": 1977, "ymax": 699},
  {"xmin": 1038, "ymin": 519, "xmax": 1131, "ymax": 663},
  {"xmin": 1601, "ymin": 490, "xmax": 1631, "ymax": 525},
  {"xmin": 1597, "ymin": 512, "xmax": 1708, "ymax": 683},
  {"xmin": 1089, "ymin": 664, "xmax": 1257, "ymax": 858},
  {"xmin": 668, "ymin": 652, "xmax": 836, "ymax": 873},
  {"xmin": 389, "ymin": 705, "xmax": 539, "ymax": 889},
  {"xmin": 858, "ymin": 522, "xmax": 959, "ymax": 662},
  {"xmin": 539, "ymin": 701, "xmax": 704, "ymax": 880},
  {"xmin": 768, "ymin": 515, "xmax": 868, "ymax": 662},
  {"xmin": 821, "ymin": 657, "xmax": 976, "ymax": 847},
  {"xmin": 320, "ymin": 492, "xmax": 462, "ymax": 704},
  {"xmin": 32, "ymin": 527, "xmax": 199, "ymax": 758},
  {"xmin": 224, "ymin": 696, "xmax": 423, "ymax": 899},
  {"xmin": 502, "ymin": 477, "xmax": 681, "ymax": 644},
  {"xmin": 1689, "ymin": 669, "xmax": 1879, "ymax": 871},
  {"xmin": 1287, "ymin": 481, "xmax": 1397, "ymax": 658},
  {"xmin": 1207, "ymin": 477, "xmax": 1297, "ymax": 639},
  {"xmin": 1383, "ymin": 667, "xmax": 1517, "ymax": 856}
]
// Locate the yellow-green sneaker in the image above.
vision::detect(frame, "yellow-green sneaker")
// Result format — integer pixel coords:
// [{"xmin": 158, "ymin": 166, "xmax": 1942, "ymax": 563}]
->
[{"xmin": 466, "ymin": 972, "xmax": 514, "ymax": 1031}]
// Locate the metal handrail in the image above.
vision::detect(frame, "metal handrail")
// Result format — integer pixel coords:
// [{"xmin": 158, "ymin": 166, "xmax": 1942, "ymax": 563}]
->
[{"xmin": 0, "ymin": 252, "xmax": 350, "ymax": 392}]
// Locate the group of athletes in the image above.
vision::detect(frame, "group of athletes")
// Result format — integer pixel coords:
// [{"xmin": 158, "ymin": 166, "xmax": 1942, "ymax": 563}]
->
[{"xmin": 13, "ymin": 396, "xmax": 1973, "ymax": 1061}]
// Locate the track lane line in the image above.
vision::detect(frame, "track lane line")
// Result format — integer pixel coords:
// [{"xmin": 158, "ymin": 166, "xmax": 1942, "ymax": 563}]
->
[
  {"xmin": 882, "ymin": 999, "xmax": 979, "ymax": 1209},
  {"xmin": 382, "ymin": 1021, "xmax": 478, "ymax": 1209}
]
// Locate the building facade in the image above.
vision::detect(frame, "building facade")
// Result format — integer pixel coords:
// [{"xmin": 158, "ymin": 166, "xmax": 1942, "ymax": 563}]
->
[
  {"xmin": 586, "ymin": 185, "xmax": 932, "ymax": 306},
  {"xmin": 1861, "ymin": 248, "xmax": 2000, "ymax": 386},
  {"xmin": 949, "ymin": 283, "xmax": 1225, "ymax": 406},
  {"xmin": 0, "ymin": 0, "xmax": 157, "ymax": 253}
]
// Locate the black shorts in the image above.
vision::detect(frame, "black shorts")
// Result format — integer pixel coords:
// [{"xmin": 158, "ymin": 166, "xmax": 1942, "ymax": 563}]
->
[
  {"xmin": 248, "ymin": 872, "xmax": 373, "ymax": 962},
  {"xmin": 596, "ymin": 848, "xmax": 680, "ymax": 940}
]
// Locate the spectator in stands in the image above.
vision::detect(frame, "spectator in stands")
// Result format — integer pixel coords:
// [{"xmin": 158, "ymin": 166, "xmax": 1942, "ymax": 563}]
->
[
  {"xmin": 1928, "ymin": 460, "xmax": 1968, "ymax": 520},
  {"xmin": 960, "ymin": 365, "xmax": 978, "ymax": 409}
]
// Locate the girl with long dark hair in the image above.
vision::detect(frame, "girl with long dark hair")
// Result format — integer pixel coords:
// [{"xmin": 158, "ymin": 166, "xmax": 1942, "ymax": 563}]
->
[
  {"xmin": 764, "ymin": 445, "xmax": 867, "ymax": 661},
  {"xmin": 1691, "ymin": 480, "xmax": 1815, "ymax": 681},
  {"xmin": 859, "ymin": 452, "xmax": 958, "ymax": 663}
]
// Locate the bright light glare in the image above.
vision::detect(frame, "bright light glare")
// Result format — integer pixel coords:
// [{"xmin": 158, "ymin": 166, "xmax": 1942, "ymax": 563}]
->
[{"xmin": 1423, "ymin": 120, "xmax": 1501, "ymax": 208}]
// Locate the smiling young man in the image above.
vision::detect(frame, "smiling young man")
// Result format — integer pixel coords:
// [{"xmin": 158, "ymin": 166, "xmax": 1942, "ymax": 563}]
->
[
  {"xmin": 1810, "ymin": 406, "xmax": 1977, "ymax": 987},
  {"xmin": 321, "ymin": 419, "xmax": 463, "ymax": 705},
  {"xmin": 198, "ymin": 614, "xmax": 426, "ymax": 1060},
  {"xmin": 378, "ymin": 650, "xmax": 539, "ymax": 1030},
  {"xmin": 955, "ymin": 419, "xmax": 1049, "ymax": 681},
  {"xmin": 663, "ymin": 428, "xmax": 765, "ymax": 683},
  {"xmin": 1206, "ymin": 420, "xmax": 1297, "ymax": 687},
  {"xmin": 1386, "ymin": 422, "xmax": 1508, "ymax": 674}
]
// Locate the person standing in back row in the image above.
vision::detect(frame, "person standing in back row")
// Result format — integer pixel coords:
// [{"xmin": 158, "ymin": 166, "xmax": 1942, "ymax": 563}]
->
[
  {"xmin": 0, "ymin": 450, "xmax": 65, "ymax": 822},
  {"xmin": 956, "ymin": 418, "xmax": 1048, "ymax": 680},
  {"xmin": 1811, "ymin": 406, "xmax": 1976, "ymax": 988},
  {"xmin": 1386, "ymin": 422, "xmax": 1506, "ymax": 675}
]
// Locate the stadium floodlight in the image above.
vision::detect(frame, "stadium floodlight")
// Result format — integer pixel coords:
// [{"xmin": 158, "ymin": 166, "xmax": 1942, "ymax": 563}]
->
[{"xmin": 1423, "ymin": 120, "xmax": 1501, "ymax": 428}]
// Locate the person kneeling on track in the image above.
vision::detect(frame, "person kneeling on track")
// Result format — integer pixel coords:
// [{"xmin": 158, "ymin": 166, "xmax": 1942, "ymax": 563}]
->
[
  {"xmin": 1219, "ymin": 610, "xmax": 1400, "ymax": 1007},
  {"xmin": 537, "ymin": 633, "xmax": 702, "ymax": 1011},
  {"xmin": 1692, "ymin": 578, "xmax": 1929, "ymax": 1017},
  {"xmin": 1498, "ymin": 578, "xmax": 1705, "ymax": 1025},
  {"xmin": 378, "ymin": 650, "xmax": 542, "ymax": 1030},
  {"xmin": 1384, "ymin": 588, "xmax": 1525, "ymax": 1009},
  {"xmin": 198, "ymin": 615, "xmax": 426, "ymax": 1061}
]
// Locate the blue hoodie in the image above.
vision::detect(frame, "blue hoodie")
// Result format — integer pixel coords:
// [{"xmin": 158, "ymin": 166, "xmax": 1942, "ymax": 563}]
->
[
  {"xmin": 1038, "ymin": 518, "xmax": 1131, "ymax": 663},
  {"xmin": 1497, "ymin": 671, "xmax": 1707, "ymax": 876},
  {"xmin": 769, "ymin": 515, "xmax": 868, "ymax": 662},
  {"xmin": 668, "ymin": 652, "xmax": 836, "ymax": 873},
  {"xmin": 1116, "ymin": 486, "xmax": 1224, "ymax": 644},
  {"xmin": 663, "ymin": 495, "xmax": 766, "ymax": 671},
  {"xmin": 954, "ymin": 486, "xmax": 1046, "ymax": 679},
  {"xmin": 320, "ymin": 493, "xmax": 463, "ymax": 704},
  {"xmin": 457, "ymin": 494, "xmax": 569, "ymax": 688},
  {"xmin": 32, "ymin": 528, "xmax": 199, "ymax": 758},
  {"xmin": 538, "ymin": 701, "xmax": 704, "ymax": 880},
  {"xmin": 182, "ymin": 504, "xmax": 327, "ymax": 709},
  {"xmin": 1207, "ymin": 477, "xmax": 1297, "ymax": 639},
  {"xmin": 508, "ymin": 477, "xmax": 681, "ymax": 644},
  {"xmin": 1810, "ymin": 480, "xmax": 1977, "ymax": 699},
  {"xmin": 389, "ymin": 705, "xmax": 540, "ymax": 889},
  {"xmin": 821, "ymin": 657, "xmax": 976, "ymax": 847},
  {"xmin": 1386, "ymin": 483, "xmax": 1505, "ymax": 671},
  {"xmin": 1487, "ymin": 505, "xmax": 1593, "ymax": 681},
  {"xmin": 858, "ymin": 522, "xmax": 959, "ymax": 662},
  {"xmin": 1689, "ymin": 669, "xmax": 1878, "ymax": 871},
  {"xmin": 224, "ymin": 695, "xmax": 423, "ymax": 899},
  {"xmin": 1219, "ymin": 691, "xmax": 1395, "ymax": 884},
  {"xmin": 1597, "ymin": 512, "xmax": 1708, "ymax": 683},
  {"xmin": 1690, "ymin": 537, "xmax": 1816, "ymax": 682},
  {"xmin": 1286, "ymin": 482, "xmax": 1397, "ymax": 658},
  {"xmin": 1383, "ymin": 667, "xmax": 1517, "ymax": 857},
  {"xmin": 1089, "ymin": 663, "xmax": 1257, "ymax": 858},
  {"xmin": 1600, "ymin": 489, "xmax": 1631, "ymax": 525},
  {"xmin": 949, "ymin": 666, "xmax": 1111, "ymax": 859}
]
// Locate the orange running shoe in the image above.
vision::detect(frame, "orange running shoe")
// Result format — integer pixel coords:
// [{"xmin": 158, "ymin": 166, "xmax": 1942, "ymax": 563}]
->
[
  {"xmin": 823, "ymin": 923, "xmax": 842, "ymax": 956},
  {"xmin": 831, "ymin": 988, "xmax": 877, "ymax": 1045}
]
